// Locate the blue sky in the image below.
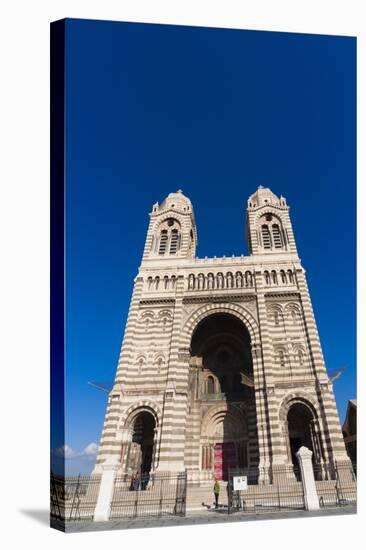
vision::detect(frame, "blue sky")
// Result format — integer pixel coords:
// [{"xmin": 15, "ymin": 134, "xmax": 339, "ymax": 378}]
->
[{"xmin": 56, "ymin": 19, "xmax": 356, "ymax": 475}]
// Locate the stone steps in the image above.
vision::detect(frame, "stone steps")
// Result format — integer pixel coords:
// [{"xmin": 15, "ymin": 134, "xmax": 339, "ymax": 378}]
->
[{"xmin": 186, "ymin": 483, "xmax": 229, "ymax": 511}]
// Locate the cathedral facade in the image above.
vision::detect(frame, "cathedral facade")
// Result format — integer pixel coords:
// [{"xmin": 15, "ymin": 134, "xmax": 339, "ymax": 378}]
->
[{"xmin": 95, "ymin": 188, "xmax": 349, "ymax": 483}]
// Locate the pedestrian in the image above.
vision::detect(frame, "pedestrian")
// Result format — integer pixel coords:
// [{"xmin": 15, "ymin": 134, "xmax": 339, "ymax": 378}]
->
[
  {"xmin": 129, "ymin": 472, "xmax": 136, "ymax": 491},
  {"xmin": 134, "ymin": 472, "xmax": 140, "ymax": 491},
  {"xmin": 213, "ymin": 478, "xmax": 220, "ymax": 509},
  {"xmin": 227, "ymin": 480, "xmax": 233, "ymax": 510}
]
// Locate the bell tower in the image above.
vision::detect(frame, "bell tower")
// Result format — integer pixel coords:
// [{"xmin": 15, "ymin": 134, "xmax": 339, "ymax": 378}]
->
[
  {"xmin": 141, "ymin": 190, "xmax": 197, "ymax": 263},
  {"xmin": 246, "ymin": 186, "xmax": 298, "ymax": 256}
]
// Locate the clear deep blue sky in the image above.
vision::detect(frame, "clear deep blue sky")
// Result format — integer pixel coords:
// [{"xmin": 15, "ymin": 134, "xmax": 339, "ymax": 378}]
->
[{"xmin": 60, "ymin": 19, "xmax": 356, "ymax": 474}]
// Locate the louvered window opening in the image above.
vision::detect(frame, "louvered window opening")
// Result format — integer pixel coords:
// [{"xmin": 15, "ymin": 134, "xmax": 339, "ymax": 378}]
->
[
  {"xmin": 262, "ymin": 225, "xmax": 272, "ymax": 249},
  {"xmin": 170, "ymin": 230, "xmax": 179, "ymax": 254},
  {"xmin": 272, "ymin": 224, "xmax": 283, "ymax": 248},
  {"xmin": 159, "ymin": 231, "xmax": 168, "ymax": 255}
]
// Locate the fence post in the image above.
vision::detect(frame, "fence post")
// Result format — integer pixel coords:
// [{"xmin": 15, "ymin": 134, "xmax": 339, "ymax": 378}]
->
[
  {"xmin": 93, "ymin": 456, "xmax": 120, "ymax": 522},
  {"xmin": 296, "ymin": 446, "xmax": 319, "ymax": 511}
]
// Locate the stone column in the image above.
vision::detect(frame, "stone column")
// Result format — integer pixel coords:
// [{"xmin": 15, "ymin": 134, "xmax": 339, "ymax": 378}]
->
[
  {"xmin": 296, "ymin": 446, "xmax": 319, "ymax": 511},
  {"xmin": 93, "ymin": 456, "xmax": 120, "ymax": 522}
]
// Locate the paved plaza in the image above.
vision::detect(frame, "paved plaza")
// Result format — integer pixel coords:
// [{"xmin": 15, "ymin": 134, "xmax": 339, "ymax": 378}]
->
[{"xmin": 54, "ymin": 504, "xmax": 356, "ymax": 533}]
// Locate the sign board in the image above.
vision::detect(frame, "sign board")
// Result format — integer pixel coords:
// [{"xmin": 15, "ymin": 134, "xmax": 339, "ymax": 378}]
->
[{"xmin": 233, "ymin": 476, "xmax": 248, "ymax": 491}]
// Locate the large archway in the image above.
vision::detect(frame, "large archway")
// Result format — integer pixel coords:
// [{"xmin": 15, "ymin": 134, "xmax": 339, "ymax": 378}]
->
[
  {"xmin": 287, "ymin": 403, "xmax": 316, "ymax": 467},
  {"xmin": 191, "ymin": 313, "xmax": 254, "ymax": 397},
  {"xmin": 127, "ymin": 411, "xmax": 156, "ymax": 484},
  {"xmin": 191, "ymin": 313, "xmax": 258, "ymax": 479}
]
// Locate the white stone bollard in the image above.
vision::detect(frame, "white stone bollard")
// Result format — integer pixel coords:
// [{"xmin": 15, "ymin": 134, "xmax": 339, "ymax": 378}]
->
[
  {"xmin": 93, "ymin": 456, "xmax": 120, "ymax": 522},
  {"xmin": 296, "ymin": 446, "xmax": 319, "ymax": 511}
]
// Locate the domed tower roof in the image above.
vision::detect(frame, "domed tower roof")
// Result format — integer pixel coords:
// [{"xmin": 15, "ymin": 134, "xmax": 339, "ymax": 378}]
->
[
  {"xmin": 160, "ymin": 189, "xmax": 192, "ymax": 211},
  {"xmin": 247, "ymin": 186, "xmax": 282, "ymax": 208}
]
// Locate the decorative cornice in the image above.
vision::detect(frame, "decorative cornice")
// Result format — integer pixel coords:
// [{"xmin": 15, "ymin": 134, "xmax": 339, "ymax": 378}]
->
[
  {"xmin": 183, "ymin": 294, "xmax": 256, "ymax": 305},
  {"xmin": 140, "ymin": 298, "xmax": 176, "ymax": 306},
  {"xmin": 265, "ymin": 292, "xmax": 300, "ymax": 299}
]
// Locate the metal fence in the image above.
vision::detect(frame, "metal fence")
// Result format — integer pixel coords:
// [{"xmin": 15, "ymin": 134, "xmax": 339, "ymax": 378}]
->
[
  {"xmin": 227, "ymin": 466, "xmax": 305, "ymax": 514},
  {"xmin": 110, "ymin": 471, "xmax": 187, "ymax": 519},
  {"xmin": 50, "ymin": 473, "xmax": 101, "ymax": 521},
  {"xmin": 315, "ymin": 462, "xmax": 357, "ymax": 508}
]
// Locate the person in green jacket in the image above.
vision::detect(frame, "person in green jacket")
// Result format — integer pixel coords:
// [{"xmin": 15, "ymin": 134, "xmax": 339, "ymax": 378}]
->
[{"xmin": 213, "ymin": 479, "xmax": 220, "ymax": 509}]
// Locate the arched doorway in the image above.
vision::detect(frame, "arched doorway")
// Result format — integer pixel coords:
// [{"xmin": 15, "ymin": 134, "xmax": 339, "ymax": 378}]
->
[
  {"xmin": 128, "ymin": 411, "xmax": 156, "ymax": 482},
  {"xmin": 287, "ymin": 403, "xmax": 315, "ymax": 467},
  {"xmin": 191, "ymin": 313, "xmax": 254, "ymax": 398},
  {"xmin": 191, "ymin": 313, "xmax": 258, "ymax": 479}
]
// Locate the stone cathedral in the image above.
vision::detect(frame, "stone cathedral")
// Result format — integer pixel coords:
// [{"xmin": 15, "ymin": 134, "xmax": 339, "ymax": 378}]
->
[{"xmin": 95, "ymin": 187, "xmax": 350, "ymax": 484}]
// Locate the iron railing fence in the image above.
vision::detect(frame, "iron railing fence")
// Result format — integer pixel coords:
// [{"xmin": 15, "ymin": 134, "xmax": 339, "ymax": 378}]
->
[
  {"xmin": 110, "ymin": 471, "xmax": 187, "ymax": 519},
  {"xmin": 50, "ymin": 473, "xmax": 101, "ymax": 521},
  {"xmin": 315, "ymin": 462, "xmax": 357, "ymax": 508},
  {"xmin": 227, "ymin": 465, "xmax": 305, "ymax": 514}
]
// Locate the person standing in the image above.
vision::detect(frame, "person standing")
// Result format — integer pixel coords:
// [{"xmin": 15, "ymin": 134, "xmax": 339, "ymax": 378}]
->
[
  {"xmin": 227, "ymin": 480, "xmax": 233, "ymax": 511},
  {"xmin": 213, "ymin": 479, "xmax": 220, "ymax": 509},
  {"xmin": 129, "ymin": 472, "xmax": 136, "ymax": 491}
]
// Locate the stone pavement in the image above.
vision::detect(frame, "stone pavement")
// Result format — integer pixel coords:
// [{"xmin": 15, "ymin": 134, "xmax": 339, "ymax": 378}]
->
[{"xmin": 53, "ymin": 504, "xmax": 356, "ymax": 533}]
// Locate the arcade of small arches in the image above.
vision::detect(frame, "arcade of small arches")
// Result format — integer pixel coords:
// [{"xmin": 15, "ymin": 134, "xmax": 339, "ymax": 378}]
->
[
  {"xmin": 146, "ymin": 274, "xmax": 178, "ymax": 291},
  {"xmin": 263, "ymin": 269, "xmax": 296, "ymax": 286},
  {"xmin": 143, "ymin": 268, "xmax": 297, "ymax": 293},
  {"xmin": 188, "ymin": 271, "xmax": 253, "ymax": 290}
]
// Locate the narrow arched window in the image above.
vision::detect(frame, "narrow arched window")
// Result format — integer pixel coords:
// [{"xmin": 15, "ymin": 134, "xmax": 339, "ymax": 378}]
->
[
  {"xmin": 278, "ymin": 351, "xmax": 285, "ymax": 368},
  {"xmin": 207, "ymin": 376, "xmax": 215, "ymax": 394},
  {"xmin": 171, "ymin": 275, "xmax": 176, "ymax": 289},
  {"xmin": 280, "ymin": 270, "xmax": 287, "ymax": 284},
  {"xmin": 164, "ymin": 276, "xmax": 169, "ymax": 289},
  {"xmin": 287, "ymin": 270, "xmax": 294, "ymax": 284},
  {"xmin": 138, "ymin": 358, "xmax": 144, "ymax": 374},
  {"xmin": 147, "ymin": 276, "xmax": 153, "ymax": 290},
  {"xmin": 159, "ymin": 230, "xmax": 168, "ymax": 255},
  {"xmin": 272, "ymin": 224, "xmax": 283, "ymax": 249},
  {"xmin": 169, "ymin": 229, "xmax": 179, "ymax": 254},
  {"xmin": 157, "ymin": 357, "xmax": 163, "ymax": 373},
  {"xmin": 155, "ymin": 276, "xmax": 160, "ymax": 290},
  {"xmin": 271, "ymin": 270, "xmax": 277, "ymax": 284},
  {"xmin": 264, "ymin": 270, "xmax": 270, "ymax": 285},
  {"xmin": 261, "ymin": 225, "xmax": 272, "ymax": 249},
  {"xmin": 297, "ymin": 350, "xmax": 304, "ymax": 366}
]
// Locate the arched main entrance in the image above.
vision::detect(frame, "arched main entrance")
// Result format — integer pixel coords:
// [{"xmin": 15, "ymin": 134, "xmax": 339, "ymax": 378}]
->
[
  {"xmin": 287, "ymin": 403, "xmax": 316, "ymax": 467},
  {"xmin": 191, "ymin": 313, "xmax": 258, "ymax": 479},
  {"xmin": 128, "ymin": 411, "xmax": 156, "ymax": 479}
]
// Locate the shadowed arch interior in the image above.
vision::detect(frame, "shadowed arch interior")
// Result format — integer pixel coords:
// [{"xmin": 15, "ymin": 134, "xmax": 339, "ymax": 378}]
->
[
  {"xmin": 191, "ymin": 313, "xmax": 258, "ymax": 480},
  {"xmin": 191, "ymin": 313, "xmax": 253, "ymax": 391},
  {"xmin": 128, "ymin": 411, "xmax": 156, "ymax": 477},
  {"xmin": 287, "ymin": 403, "xmax": 315, "ymax": 467}
]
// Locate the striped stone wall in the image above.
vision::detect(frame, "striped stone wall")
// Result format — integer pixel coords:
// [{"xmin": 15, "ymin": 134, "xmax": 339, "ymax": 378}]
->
[{"xmin": 94, "ymin": 189, "xmax": 350, "ymax": 481}]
